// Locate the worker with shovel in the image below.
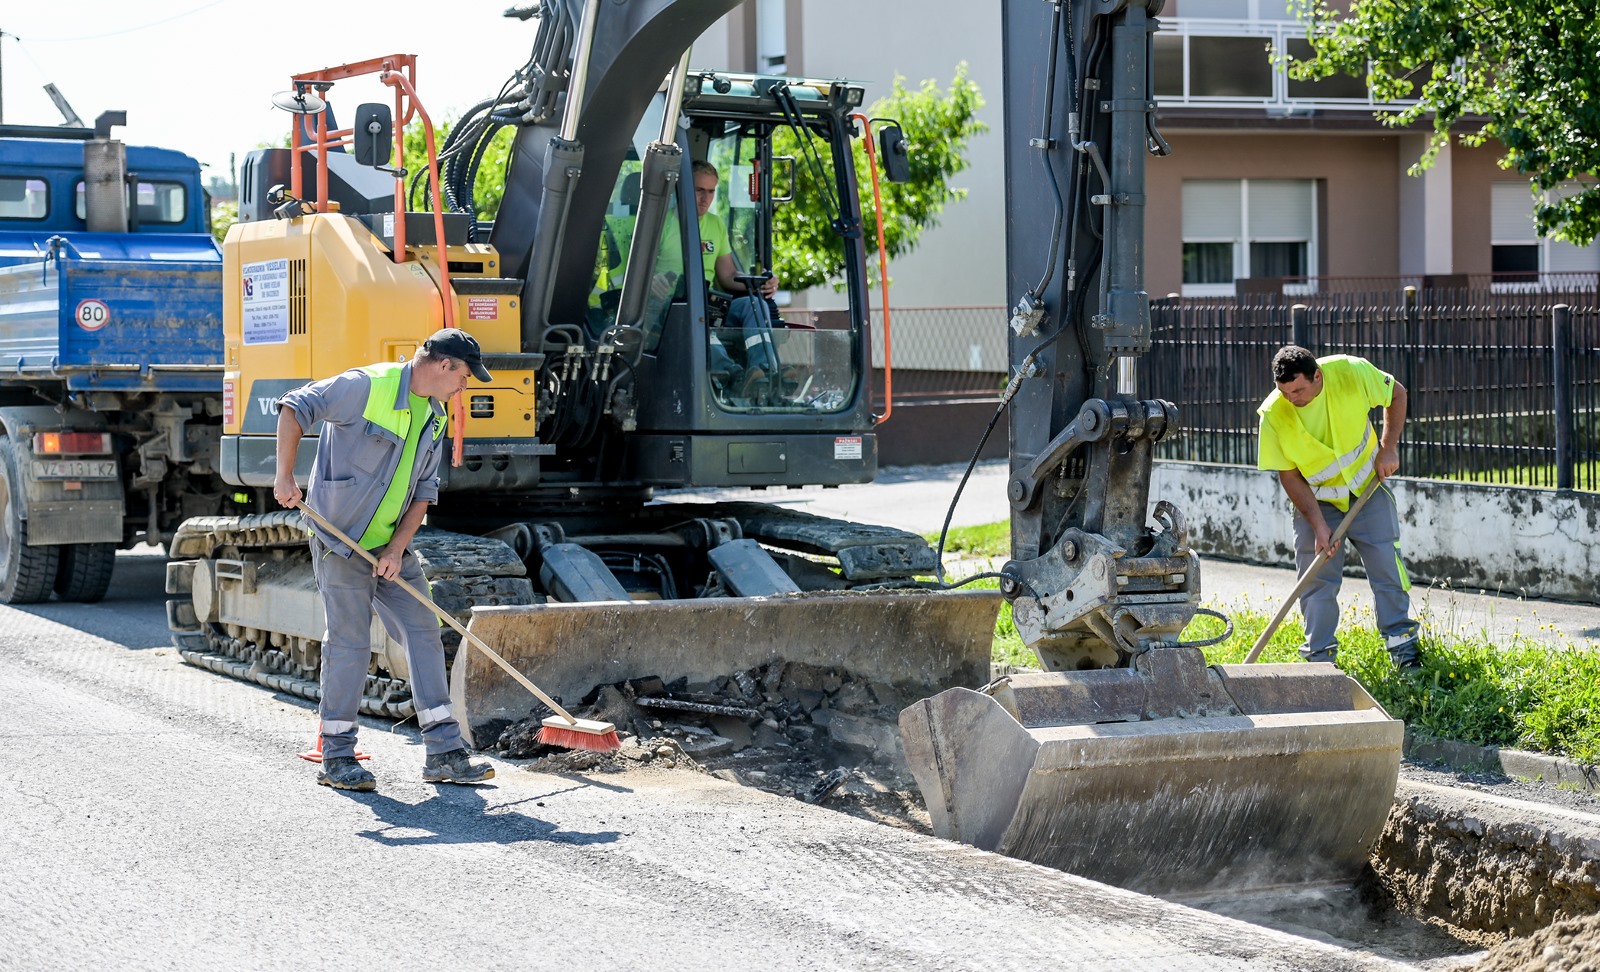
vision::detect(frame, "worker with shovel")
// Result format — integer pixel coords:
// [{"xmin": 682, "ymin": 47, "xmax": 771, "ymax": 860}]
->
[
  {"xmin": 1257, "ymin": 345, "xmax": 1421, "ymax": 669},
  {"xmin": 273, "ymin": 328, "xmax": 498, "ymax": 791}
]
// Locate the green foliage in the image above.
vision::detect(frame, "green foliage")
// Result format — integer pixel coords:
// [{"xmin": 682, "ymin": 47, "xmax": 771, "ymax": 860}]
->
[
  {"xmin": 1186, "ymin": 603, "xmax": 1600, "ymax": 764},
  {"xmin": 1288, "ymin": 0, "xmax": 1600, "ymax": 244},
  {"xmin": 772, "ymin": 65, "xmax": 987, "ymax": 292},
  {"xmin": 927, "ymin": 520, "xmax": 1011, "ymax": 558},
  {"xmin": 211, "ymin": 200, "xmax": 238, "ymax": 245},
  {"xmin": 401, "ymin": 118, "xmax": 515, "ymax": 221}
]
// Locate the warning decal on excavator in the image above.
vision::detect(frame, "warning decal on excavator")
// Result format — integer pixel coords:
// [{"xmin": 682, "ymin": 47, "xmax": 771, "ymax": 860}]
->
[
  {"xmin": 467, "ymin": 297, "xmax": 497, "ymax": 320},
  {"xmin": 834, "ymin": 436, "xmax": 863, "ymax": 460},
  {"xmin": 241, "ymin": 259, "xmax": 289, "ymax": 345}
]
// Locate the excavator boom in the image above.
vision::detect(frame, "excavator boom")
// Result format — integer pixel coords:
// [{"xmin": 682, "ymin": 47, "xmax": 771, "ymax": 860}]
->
[{"xmin": 899, "ymin": 0, "xmax": 1402, "ymax": 897}]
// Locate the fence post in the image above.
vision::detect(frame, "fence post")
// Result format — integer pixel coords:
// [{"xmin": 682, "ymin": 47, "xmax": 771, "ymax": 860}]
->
[
  {"xmin": 1553, "ymin": 304, "xmax": 1574, "ymax": 490},
  {"xmin": 1403, "ymin": 286, "xmax": 1419, "ymax": 396},
  {"xmin": 1291, "ymin": 303, "xmax": 1310, "ymax": 350}
]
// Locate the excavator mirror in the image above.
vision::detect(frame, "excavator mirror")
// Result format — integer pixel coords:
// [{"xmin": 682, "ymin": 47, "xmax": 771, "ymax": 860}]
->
[
  {"xmin": 353, "ymin": 103, "xmax": 393, "ymax": 168},
  {"xmin": 877, "ymin": 123, "xmax": 911, "ymax": 184}
]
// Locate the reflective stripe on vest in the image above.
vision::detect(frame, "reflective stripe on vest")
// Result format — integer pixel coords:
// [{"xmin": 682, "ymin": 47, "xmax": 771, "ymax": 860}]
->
[{"xmin": 1259, "ymin": 358, "xmax": 1380, "ymax": 512}]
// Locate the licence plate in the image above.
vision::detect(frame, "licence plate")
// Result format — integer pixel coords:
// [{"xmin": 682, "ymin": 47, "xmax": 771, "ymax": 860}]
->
[{"xmin": 32, "ymin": 459, "xmax": 118, "ymax": 481}]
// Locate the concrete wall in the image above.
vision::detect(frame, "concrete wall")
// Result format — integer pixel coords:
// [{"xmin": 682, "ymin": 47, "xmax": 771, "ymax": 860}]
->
[{"xmin": 1152, "ymin": 461, "xmax": 1600, "ymax": 604}]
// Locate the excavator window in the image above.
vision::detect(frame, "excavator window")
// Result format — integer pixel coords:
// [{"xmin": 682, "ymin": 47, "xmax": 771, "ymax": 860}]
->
[
  {"xmin": 586, "ymin": 99, "xmax": 686, "ymax": 347},
  {"xmin": 697, "ymin": 116, "xmax": 854, "ymax": 414}
]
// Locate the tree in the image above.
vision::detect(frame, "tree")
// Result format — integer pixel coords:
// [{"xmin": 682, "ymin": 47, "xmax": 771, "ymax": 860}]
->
[
  {"xmin": 402, "ymin": 117, "xmax": 515, "ymax": 221},
  {"xmin": 1289, "ymin": 0, "xmax": 1600, "ymax": 243},
  {"xmin": 772, "ymin": 64, "xmax": 986, "ymax": 292},
  {"xmin": 211, "ymin": 200, "xmax": 238, "ymax": 245}
]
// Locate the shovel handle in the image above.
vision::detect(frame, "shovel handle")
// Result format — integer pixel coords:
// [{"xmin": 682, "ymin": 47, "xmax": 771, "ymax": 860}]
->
[
  {"xmin": 1243, "ymin": 482, "xmax": 1383, "ymax": 664},
  {"xmin": 293, "ymin": 500, "xmax": 580, "ymax": 726}
]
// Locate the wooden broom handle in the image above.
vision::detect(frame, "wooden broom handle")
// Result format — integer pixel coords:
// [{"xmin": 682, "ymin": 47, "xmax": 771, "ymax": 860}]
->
[
  {"xmin": 1243, "ymin": 482, "xmax": 1383, "ymax": 664},
  {"xmin": 293, "ymin": 501, "xmax": 579, "ymax": 725}
]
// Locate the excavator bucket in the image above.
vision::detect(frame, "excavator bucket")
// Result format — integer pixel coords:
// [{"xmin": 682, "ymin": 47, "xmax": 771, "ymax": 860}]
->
[
  {"xmin": 899, "ymin": 648, "xmax": 1402, "ymax": 898},
  {"xmin": 451, "ymin": 589, "xmax": 1002, "ymax": 748}
]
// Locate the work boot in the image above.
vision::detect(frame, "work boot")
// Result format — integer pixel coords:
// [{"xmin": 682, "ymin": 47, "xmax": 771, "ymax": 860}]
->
[
  {"xmin": 423, "ymin": 748, "xmax": 495, "ymax": 784},
  {"xmin": 317, "ymin": 756, "xmax": 376, "ymax": 792}
]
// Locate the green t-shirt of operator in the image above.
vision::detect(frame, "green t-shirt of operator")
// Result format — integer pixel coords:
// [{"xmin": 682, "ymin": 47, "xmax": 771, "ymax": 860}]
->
[{"xmin": 699, "ymin": 211, "xmax": 730, "ymax": 284}]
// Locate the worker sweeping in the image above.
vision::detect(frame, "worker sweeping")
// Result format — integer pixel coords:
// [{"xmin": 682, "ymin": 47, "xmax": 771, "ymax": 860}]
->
[
  {"xmin": 1257, "ymin": 345, "xmax": 1421, "ymax": 669},
  {"xmin": 273, "ymin": 328, "xmax": 497, "ymax": 791}
]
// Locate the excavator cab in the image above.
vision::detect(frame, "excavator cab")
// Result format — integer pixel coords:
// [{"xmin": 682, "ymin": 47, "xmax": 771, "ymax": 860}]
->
[{"xmin": 570, "ymin": 75, "xmax": 875, "ymax": 487}]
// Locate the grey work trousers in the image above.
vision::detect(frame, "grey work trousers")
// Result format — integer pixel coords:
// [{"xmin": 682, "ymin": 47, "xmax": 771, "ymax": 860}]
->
[
  {"xmin": 1292, "ymin": 484, "xmax": 1419, "ymax": 663},
  {"xmin": 310, "ymin": 537, "xmax": 465, "ymax": 759}
]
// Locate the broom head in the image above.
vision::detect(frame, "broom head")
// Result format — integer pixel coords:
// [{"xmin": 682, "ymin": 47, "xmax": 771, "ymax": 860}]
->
[{"xmin": 537, "ymin": 716, "xmax": 622, "ymax": 753}]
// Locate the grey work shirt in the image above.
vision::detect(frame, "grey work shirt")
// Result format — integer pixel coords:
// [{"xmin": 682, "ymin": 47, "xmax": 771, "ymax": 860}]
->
[{"xmin": 277, "ymin": 361, "xmax": 447, "ymax": 558}]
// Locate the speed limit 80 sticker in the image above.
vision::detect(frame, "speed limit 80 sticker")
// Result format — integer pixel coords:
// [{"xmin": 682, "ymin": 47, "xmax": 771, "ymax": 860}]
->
[{"xmin": 76, "ymin": 299, "xmax": 111, "ymax": 331}]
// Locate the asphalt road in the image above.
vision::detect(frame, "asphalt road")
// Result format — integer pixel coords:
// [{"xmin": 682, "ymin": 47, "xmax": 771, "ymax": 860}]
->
[
  {"xmin": 664, "ymin": 461, "xmax": 1600, "ymax": 650},
  {"xmin": 0, "ymin": 551, "xmax": 1413, "ymax": 972}
]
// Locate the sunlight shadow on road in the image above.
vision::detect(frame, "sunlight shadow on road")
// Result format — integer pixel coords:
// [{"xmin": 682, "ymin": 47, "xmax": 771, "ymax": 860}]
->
[{"xmin": 343, "ymin": 786, "xmax": 622, "ymax": 847}]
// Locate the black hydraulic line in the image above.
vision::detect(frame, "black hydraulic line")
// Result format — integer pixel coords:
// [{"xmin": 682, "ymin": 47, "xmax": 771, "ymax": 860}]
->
[
  {"xmin": 774, "ymin": 85, "xmax": 845, "ymax": 235},
  {"xmin": 1025, "ymin": 0, "xmax": 1068, "ymax": 302}
]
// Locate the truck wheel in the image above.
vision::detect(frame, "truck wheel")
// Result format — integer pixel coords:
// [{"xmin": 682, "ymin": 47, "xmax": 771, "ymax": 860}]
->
[
  {"xmin": 55, "ymin": 543, "xmax": 116, "ymax": 603},
  {"xmin": 0, "ymin": 437, "xmax": 61, "ymax": 604}
]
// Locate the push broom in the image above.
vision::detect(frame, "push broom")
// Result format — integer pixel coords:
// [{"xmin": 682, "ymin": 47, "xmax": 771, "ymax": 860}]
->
[{"xmin": 295, "ymin": 500, "xmax": 621, "ymax": 752}]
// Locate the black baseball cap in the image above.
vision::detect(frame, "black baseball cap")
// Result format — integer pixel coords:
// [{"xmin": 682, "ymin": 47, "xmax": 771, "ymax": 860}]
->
[{"xmin": 423, "ymin": 328, "xmax": 491, "ymax": 382}]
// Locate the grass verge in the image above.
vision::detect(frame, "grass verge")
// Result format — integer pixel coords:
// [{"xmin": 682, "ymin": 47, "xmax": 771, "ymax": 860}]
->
[{"xmin": 936, "ymin": 521, "xmax": 1600, "ymax": 765}]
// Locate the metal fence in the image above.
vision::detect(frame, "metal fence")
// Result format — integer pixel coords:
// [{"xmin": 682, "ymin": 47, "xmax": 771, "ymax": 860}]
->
[{"xmin": 1144, "ymin": 292, "xmax": 1600, "ymax": 490}]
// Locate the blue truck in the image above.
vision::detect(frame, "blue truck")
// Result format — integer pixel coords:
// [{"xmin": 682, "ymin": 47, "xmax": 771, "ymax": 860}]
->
[{"xmin": 0, "ymin": 113, "xmax": 262, "ymax": 603}]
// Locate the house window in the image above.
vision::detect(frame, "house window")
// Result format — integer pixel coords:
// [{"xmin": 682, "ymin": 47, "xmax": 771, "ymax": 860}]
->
[
  {"xmin": 1182, "ymin": 178, "xmax": 1317, "ymax": 296},
  {"xmin": 1490, "ymin": 182, "xmax": 1600, "ymax": 288},
  {"xmin": 757, "ymin": 0, "xmax": 787, "ymax": 73},
  {"xmin": 1176, "ymin": 0, "xmax": 1295, "ymax": 19}
]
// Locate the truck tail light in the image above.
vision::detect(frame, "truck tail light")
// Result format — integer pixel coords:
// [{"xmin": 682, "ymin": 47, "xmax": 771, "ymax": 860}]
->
[{"xmin": 33, "ymin": 431, "xmax": 112, "ymax": 455}]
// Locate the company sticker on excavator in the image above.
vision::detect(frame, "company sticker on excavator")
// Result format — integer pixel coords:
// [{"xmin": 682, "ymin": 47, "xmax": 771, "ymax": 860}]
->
[
  {"xmin": 241, "ymin": 259, "xmax": 289, "ymax": 345},
  {"xmin": 834, "ymin": 436, "xmax": 863, "ymax": 460}
]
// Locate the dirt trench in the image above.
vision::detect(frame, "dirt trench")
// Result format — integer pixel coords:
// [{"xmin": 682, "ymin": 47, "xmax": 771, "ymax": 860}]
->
[{"xmin": 1376, "ymin": 781, "xmax": 1600, "ymax": 945}]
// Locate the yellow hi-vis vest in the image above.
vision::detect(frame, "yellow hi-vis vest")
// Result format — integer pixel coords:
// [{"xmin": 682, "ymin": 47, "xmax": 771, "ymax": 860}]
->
[
  {"xmin": 356, "ymin": 362, "xmax": 445, "ymax": 549},
  {"xmin": 1258, "ymin": 358, "xmax": 1380, "ymax": 513}
]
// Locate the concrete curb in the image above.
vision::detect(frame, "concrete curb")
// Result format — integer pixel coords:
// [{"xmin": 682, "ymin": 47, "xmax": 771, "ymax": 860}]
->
[{"xmin": 1404, "ymin": 729, "xmax": 1600, "ymax": 794}]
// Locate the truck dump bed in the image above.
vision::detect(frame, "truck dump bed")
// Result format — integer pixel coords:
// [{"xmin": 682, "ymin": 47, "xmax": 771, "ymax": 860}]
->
[{"xmin": 0, "ymin": 239, "xmax": 223, "ymax": 392}]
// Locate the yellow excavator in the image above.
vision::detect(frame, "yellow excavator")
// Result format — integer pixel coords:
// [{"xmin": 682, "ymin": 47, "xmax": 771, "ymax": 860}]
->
[{"xmin": 165, "ymin": 0, "xmax": 1400, "ymax": 899}]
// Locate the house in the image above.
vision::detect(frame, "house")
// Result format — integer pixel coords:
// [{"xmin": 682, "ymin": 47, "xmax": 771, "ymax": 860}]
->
[{"xmin": 694, "ymin": 0, "xmax": 1597, "ymax": 308}]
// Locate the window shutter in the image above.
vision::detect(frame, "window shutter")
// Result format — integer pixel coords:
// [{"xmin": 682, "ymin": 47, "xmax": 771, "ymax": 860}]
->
[
  {"xmin": 1491, "ymin": 182, "xmax": 1536, "ymax": 242},
  {"xmin": 1546, "ymin": 239, "xmax": 1600, "ymax": 272},
  {"xmin": 1183, "ymin": 180, "xmax": 1242, "ymax": 238},
  {"xmin": 1247, "ymin": 180, "xmax": 1313, "ymax": 239}
]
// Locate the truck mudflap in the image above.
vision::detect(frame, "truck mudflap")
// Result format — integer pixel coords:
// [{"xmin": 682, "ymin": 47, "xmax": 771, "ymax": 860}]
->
[
  {"xmin": 450, "ymin": 589, "xmax": 1003, "ymax": 749},
  {"xmin": 899, "ymin": 649, "xmax": 1403, "ymax": 898}
]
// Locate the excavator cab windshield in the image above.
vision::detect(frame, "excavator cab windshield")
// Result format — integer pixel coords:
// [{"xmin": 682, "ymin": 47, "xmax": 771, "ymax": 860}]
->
[{"xmin": 695, "ymin": 118, "xmax": 853, "ymax": 414}]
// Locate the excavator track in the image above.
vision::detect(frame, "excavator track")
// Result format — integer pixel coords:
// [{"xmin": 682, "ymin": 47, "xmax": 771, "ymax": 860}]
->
[{"xmin": 166, "ymin": 512, "xmax": 536, "ymax": 718}]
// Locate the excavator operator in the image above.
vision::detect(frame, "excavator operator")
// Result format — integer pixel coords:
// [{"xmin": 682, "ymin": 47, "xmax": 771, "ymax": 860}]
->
[{"xmin": 693, "ymin": 160, "xmax": 786, "ymax": 395}]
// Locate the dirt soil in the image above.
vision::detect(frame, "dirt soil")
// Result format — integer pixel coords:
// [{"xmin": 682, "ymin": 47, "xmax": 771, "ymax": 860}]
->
[
  {"xmin": 492, "ymin": 660, "xmax": 933, "ymax": 832},
  {"xmin": 1469, "ymin": 912, "xmax": 1600, "ymax": 972}
]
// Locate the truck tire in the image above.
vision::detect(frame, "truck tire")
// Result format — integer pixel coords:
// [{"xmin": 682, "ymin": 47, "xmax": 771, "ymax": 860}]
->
[
  {"xmin": 0, "ymin": 437, "xmax": 62, "ymax": 604},
  {"xmin": 55, "ymin": 543, "xmax": 116, "ymax": 603}
]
